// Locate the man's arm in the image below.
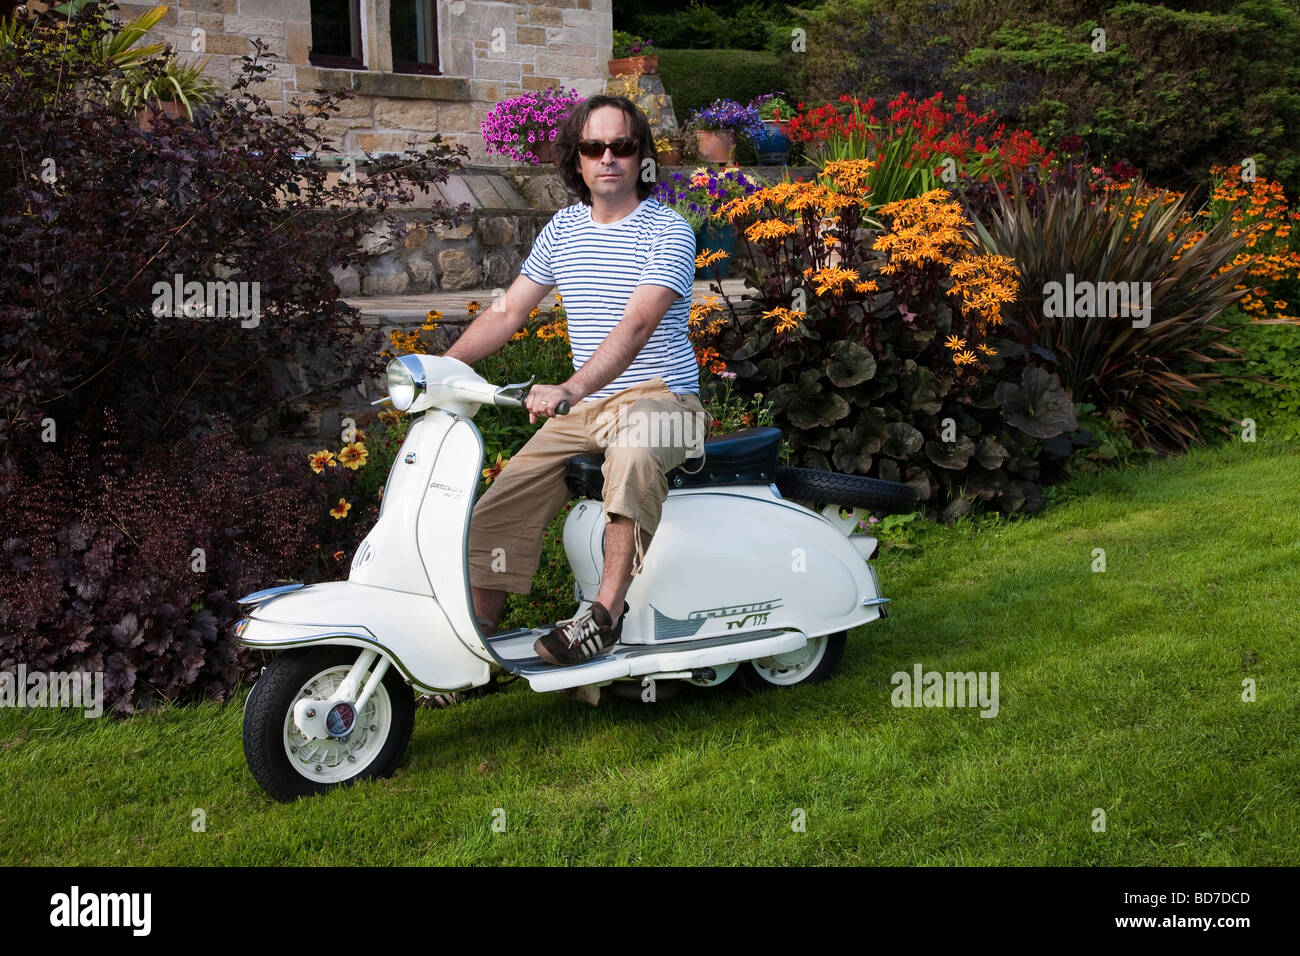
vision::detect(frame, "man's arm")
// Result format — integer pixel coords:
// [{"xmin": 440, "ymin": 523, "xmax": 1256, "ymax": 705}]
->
[
  {"xmin": 565, "ymin": 284, "xmax": 679, "ymax": 398},
  {"xmin": 443, "ymin": 275, "xmax": 553, "ymax": 366}
]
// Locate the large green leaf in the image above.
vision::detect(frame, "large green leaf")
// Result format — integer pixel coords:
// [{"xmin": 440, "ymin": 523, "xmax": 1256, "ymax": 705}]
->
[
  {"xmin": 825, "ymin": 340, "xmax": 877, "ymax": 387},
  {"xmin": 788, "ymin": 391, "xmax": 851, "ymax": 429},
  {"xmin": 996, "ymin": 367, "xmax": 1078, "ymax": 439},
  {"xmin": 880, "ymin": 421, "xmax": 923, "ymax": 458}
]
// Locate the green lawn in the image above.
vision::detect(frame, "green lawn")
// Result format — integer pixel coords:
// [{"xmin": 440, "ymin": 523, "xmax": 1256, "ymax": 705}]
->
[{"xmin": 3, "ymin": 439, "xmax": 1297, "ymax": 865}]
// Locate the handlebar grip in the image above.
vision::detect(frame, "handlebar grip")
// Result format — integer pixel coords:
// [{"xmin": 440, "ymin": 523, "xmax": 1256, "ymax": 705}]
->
[{"xmin": 555, "ymin": 400, "xmax": 570, "ymax": 416}]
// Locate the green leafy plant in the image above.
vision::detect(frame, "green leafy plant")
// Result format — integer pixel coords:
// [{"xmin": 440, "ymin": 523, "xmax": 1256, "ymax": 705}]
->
[
  {"xmin": 691, "ymin": 167, "xmax": 1089, "ymax": 519},
  {"xmin": 967, "ymin": 168, "xmax": 1249, "ymax": 451},
  {"xmin": 113, "ymin": 51, "xmax": 218, "ymax": 120}
]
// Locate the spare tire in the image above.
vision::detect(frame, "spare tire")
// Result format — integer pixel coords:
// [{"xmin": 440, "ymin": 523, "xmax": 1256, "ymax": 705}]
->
[{"xmin": 774, "ymin": 465, "xmax": 917, "ymax": 514}]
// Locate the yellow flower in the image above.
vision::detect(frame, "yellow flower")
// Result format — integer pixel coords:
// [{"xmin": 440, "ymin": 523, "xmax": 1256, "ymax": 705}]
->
[
  {"xmin": 330, "ymin": 498, "xmax": 351, "ymax": 519},
  {"xmin": 689, "ymin": 296, "xmax": 723, "ymax": 328},
  {"xmin": 528, "ymin": 306, "xmax": 541, "ymax": 320},
  {"xmin": 308, "ymin": 450, "xmax": 337, "ymax": 473},
  {"xmin": 953, "ymin": 349, "xmax": 978, "ymax": 367},
  {"xmin": 854, "ymin": 280, "xmax": 879, "ymax": 294},
  {"xmin": 744, "ymin": 219, "xmax": 797, "ymax": 243},
  {"xmin": 944, "ymin": 334, "xmax": 967, "ymax": 350},
  {"xmin": 762, "ymin": 307, "xmax": 806, "ymax": 335},
  {"xmin": 810, "ymin": 266, "xmax": 860, "ymax": 297},
  {"xmin": 482, "ymin": 452, "xmax": 509, "ymax": 484},
  {"xmin": 466, "ymin": 300, "xmax": 482, "ymax": 316},
  {"xmin": 695, "ymin": 249, "xmax": 730, "ymax": 269},
  {"xmin": 977, "ymin": 343, "xmax": 997, "ymax": 357},
  {"xmin": 423, "ymin": 309, "xmax": 442, "ymax": 330},
  {"xmin": 338, "ymin": 442, "xmax": 368, "ymax": 470},
  {"xmin": 377, "ymin": 408, "xmax": 403, "ymax": 424},
  {"xmin": 511, "ymin": 327, "xmax": 530, "ymax": 340}
]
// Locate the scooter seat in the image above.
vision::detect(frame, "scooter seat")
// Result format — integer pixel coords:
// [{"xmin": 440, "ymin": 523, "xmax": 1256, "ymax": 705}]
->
[{"xmin": 564, "ymin": 426, "xmax": 782, "ymax": 500}]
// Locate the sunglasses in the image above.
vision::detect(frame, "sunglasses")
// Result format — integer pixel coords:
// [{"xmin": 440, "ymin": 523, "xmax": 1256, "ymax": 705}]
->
[{"xmin": 576, "ymin": 137, "xmax": 640, "ymax": 159}]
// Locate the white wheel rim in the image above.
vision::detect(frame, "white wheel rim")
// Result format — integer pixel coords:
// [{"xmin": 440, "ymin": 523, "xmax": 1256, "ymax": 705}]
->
[
  {"xmin": 282, "ymin": 665, "xmax": 393, "ymax": 784},
  {"xmin": 751, "ymin": 636, "xmax": 828, "ymax": 686}
]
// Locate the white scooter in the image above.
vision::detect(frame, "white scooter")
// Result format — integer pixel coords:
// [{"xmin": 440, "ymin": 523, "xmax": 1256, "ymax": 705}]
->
[{"xmin": 236, "ymin": 355, "xmax": 916, "ymax": 801}]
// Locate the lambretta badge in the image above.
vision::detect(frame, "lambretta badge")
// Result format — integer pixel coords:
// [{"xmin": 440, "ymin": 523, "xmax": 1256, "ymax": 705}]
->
[
  {"xmin": 651, "ymin": 599, "xmax": 783, "ymax": 639},
  {"xmin": 428, "ymin": 479, "xmax": 465, "ymax": 498}
]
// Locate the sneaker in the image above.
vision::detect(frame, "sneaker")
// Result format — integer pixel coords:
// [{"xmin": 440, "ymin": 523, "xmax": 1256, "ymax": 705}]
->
[{"xmin": 533, "ymin": 601, "xmax": 629, "ymax": 666}]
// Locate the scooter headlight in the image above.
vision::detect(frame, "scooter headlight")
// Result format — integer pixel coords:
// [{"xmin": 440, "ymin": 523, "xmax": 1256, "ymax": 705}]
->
[{"xmin": 386, "ymin": 355, "xmax": 426, "ymax": 411}]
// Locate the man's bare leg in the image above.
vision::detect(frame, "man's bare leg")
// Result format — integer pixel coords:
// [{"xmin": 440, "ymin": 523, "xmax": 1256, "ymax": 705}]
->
[
  {"xmin": 594, "ymin": 514, "xmax": 651, "ymax": 617},
  {"xmin": 471, "ymin": 586, "xmax": 507, "ymax": 636}
]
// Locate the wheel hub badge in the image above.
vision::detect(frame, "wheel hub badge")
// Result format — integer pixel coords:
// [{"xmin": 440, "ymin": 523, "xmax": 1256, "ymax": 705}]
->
[{"xmin": 326, "ymin": 702, "xmax": 356, "ymax": 737}]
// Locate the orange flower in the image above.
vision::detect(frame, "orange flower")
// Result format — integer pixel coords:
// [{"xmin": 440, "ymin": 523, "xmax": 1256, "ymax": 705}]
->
[
  {"xmin": 944, "ymin": 334, "xmax": 967, "ymax": 350},
  {"xmin": 466, "ymin": 300, "xmax": 482, "ymax": 316},
  {"xmin": 953, "ymin": 349, "xmax": 978, "ymax": 367}
]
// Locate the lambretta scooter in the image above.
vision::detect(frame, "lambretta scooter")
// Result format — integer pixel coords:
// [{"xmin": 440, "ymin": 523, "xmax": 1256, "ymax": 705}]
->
[{"xmin": 235, "ymin": 354, "xmax": 916, "ymax": 802}]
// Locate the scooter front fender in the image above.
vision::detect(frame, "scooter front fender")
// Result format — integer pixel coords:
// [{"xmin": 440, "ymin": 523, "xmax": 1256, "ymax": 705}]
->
[{"xmin": 236, "ymin": 580, "xmax": 491, "ymax": 694}]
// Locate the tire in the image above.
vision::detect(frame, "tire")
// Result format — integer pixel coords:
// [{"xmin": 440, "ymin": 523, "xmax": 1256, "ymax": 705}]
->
[
  {"xmin": 774, "ymin": 465, "xmax": 917, "ymax": 514},
  {"xmin": 242, "ymin": 646, "xmax": 415, "ymax": 803},
  {"xmin": 737, "ymin": 632, "xmax": 847, "ymax": 692}
]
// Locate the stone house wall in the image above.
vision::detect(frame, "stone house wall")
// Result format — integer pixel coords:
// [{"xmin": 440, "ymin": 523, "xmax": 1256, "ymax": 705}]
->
[{"xmin": 117, "ymin": 0, "xmax": 612, "ymax": 161}]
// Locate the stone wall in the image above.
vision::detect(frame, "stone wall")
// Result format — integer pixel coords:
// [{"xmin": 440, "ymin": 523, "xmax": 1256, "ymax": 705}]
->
[
  {"xmin": 117, "ymin": 0, "xmax": 612, "ymax": 161},
  {"xmin": 335, "ymin": 205, "xmax": 559, "ymax": 297}
]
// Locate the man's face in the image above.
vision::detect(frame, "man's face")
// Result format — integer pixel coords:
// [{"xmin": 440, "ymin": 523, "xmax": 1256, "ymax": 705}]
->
[{"xmin": 577, "ymin": 106, "xmax": 640, "ymax": 204}]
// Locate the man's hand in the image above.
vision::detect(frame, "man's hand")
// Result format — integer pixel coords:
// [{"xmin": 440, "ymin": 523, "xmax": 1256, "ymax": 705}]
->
[{"xmin": 526, "ymin": 383, "xmax": 580, "ymax": 424}]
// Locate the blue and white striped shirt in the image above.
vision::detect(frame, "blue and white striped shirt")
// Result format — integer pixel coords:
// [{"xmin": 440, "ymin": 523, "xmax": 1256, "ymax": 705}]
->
[{"xmin": 521, "ymin": 197, "xmax": 699, "ymax": 401}]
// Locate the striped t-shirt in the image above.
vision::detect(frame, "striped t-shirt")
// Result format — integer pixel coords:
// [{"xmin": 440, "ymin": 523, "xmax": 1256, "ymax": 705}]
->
[{"xmin": 521, "ymin": 197, "xmax": 699, "ymax": 401}]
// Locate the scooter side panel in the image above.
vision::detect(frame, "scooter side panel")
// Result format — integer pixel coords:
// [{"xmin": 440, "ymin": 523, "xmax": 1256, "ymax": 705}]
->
[
  {"xmin": 350, "ymin": 414, "xmax": 444, "ymax": 596},
  {"xmin": 416, "ymin": 414, "xmax": 491, "ymax": 660},
  {"xmin": 239, "ymin": 581, "xmax": 490, "ymax": 692},
  {"xmin": 604, "ymin": 487, "xmax": 881, "ymax": 644}
]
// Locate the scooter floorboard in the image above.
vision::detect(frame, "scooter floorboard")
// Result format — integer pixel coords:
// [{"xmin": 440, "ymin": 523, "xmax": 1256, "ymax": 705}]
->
[{"xmin": 485, "ymin": 627, "xmax": 809, "ymax": 692}]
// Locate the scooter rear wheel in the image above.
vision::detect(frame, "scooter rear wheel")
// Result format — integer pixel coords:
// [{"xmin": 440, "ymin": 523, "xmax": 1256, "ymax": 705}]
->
[
  {"xmin": 737, "ymin": 632, "xmax": 847, "ymax": 691},
  {"xmin": 242, "ymin": 647, "xmax": 415, "ymax": 802}
]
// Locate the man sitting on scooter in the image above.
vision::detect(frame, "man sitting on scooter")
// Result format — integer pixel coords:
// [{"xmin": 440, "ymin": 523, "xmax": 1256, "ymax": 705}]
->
[{"xmin": 444, "ymin": 94, "xmax": 708, "ymax": 674}]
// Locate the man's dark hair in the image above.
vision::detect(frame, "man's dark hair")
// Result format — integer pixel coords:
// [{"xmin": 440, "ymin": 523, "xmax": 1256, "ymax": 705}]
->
[{"xmin": 554, "ymin": 95, "xmax": 657, "ymax": 205}]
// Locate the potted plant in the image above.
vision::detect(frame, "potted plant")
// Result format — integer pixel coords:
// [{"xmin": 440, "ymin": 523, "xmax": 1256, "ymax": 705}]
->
[
  {"xmin": 688, "ymin": 98, "xmax": 764, "ymax": 164},
  {"xmin": 114, "ymin": 54, "xmax": 219, "ymax": 129},
  {"xmin": 652, "ymin": 166, "xmax": 765, "ymax": 278},
  {"xmin": 655, "ymin": 134, "xmax": 682, "ymax": 167},
  {"xmin": 608, "ymin": 32, "xmax": 657, "ymax": 76},
  {"xmin": 481, "ymin": 86, "xmax": 583, "ymax": 166},
  {"xmin": 750, "ymin": 93, "xmax": 794, "ymax": 165}
]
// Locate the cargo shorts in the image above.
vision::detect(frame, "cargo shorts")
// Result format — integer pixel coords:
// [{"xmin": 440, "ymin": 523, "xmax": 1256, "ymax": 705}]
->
[{"xmin": 467, "ymin": 377, "xmax": 710, "ymax": 594}]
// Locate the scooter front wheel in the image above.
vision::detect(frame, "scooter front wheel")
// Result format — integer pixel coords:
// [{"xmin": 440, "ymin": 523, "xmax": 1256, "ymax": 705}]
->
[
  {"xmin": 242, "ymin": 647, "xmax": 415, "ymax": 802},
  {"xmin": 737, "ymin": 632, "xmax": 846, "ymax": 691}
]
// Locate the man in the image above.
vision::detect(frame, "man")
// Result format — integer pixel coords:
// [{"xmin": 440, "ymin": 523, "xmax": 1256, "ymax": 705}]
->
[{"xmin": 443, "ymin": 94, "xmax": 708, "ymax": 686}]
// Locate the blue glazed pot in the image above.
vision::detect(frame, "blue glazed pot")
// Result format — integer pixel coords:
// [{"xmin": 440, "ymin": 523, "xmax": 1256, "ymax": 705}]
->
[
  {"xmin": 754, "ymin": 120, "xmax": 792, "ymax": 165},
  {"xmin": 695, "ymin": 220, "xmax": 736, "ymax": 279}
]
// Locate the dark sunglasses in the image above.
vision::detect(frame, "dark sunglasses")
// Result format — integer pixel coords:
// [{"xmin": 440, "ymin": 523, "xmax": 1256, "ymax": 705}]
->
[{"xmin": 576, "ymin": 137, "xmax": 640, "ymax": 159}]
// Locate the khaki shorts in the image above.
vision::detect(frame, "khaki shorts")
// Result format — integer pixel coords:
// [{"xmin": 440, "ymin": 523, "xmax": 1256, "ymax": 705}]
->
[{"xmin": 467, "ymin": 377, "xmax": 710, "ymax": 594}]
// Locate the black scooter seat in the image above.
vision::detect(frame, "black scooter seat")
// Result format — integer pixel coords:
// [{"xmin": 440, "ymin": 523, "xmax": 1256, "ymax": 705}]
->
[{"xmin": 564, "ymin": 426, "xmax": 782, "ymax": 500}]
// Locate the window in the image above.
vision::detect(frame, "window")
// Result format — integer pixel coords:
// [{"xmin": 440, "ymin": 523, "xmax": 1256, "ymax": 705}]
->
[
  {"xmin": 310, "ymin": 0, "xmax": 364, "ymax": 69},
  {"xmin": 390, "ymin": 0, "xmax": 439, "ymax": 75}
]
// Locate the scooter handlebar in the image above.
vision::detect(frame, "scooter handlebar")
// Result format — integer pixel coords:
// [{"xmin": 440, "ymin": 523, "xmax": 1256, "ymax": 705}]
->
[{"xmin": 495, "ymin": 378, "xmax": 568, "ymax": 415}]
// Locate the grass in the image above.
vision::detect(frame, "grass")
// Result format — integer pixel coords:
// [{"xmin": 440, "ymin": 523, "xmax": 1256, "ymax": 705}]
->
[{"xmin": 3, "ymin": 439, "xmax": 1298, "ymax": 865}]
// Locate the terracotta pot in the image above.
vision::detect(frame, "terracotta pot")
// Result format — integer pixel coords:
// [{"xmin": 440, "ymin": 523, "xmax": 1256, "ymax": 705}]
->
[
  {"xmin": 607, "ymin": 54, "xmax": 659, "ymax": 76},
  {"xmin": 694, "ymin": 129, "xmax": 735, "ymax": 164},
  {"xmin": 532, "ymin": 138, "xmax": 558, "ymax": 164},
  {"xmin": 657, "ymin": 148, "xmax": 682, "ymax": 167},
  {"xmin": 136, "ymin": 100, "xmax": 188, "ymax": 131}
]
